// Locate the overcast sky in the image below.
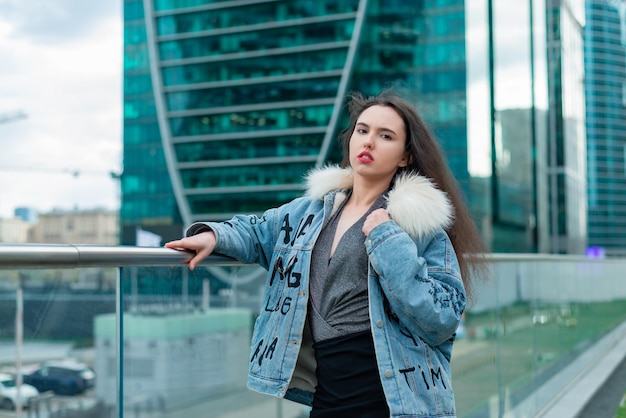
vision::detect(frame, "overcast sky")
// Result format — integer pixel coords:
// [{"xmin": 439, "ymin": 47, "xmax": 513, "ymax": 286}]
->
[{"xmin": 0, "ymin": 0, "xmax": 122, "ymax": 218}]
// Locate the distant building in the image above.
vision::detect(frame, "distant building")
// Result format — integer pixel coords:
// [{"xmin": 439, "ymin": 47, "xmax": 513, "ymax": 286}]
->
[
  {"xmin": 0, "ymin": 216, "xmax": 31, "ymax": 243},
  {"xmin": 584, "ymin": 0, "xmax": 626, "ymax": 256},
  {"xmin": 28, "ymin": 209, "xmax": 119, "ymax": 245},
  {"xmin": 14, "ymin": 207, "xmax": 38, "ymax": 223}
]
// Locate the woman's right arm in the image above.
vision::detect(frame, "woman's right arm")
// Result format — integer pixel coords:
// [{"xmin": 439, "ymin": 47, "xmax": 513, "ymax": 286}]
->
[
  {"xmin": 164, "ymin": 231, "xmax": 217, "ymax": 271},
  {"xmin": 165, "ymin": 206, "xmax": 281, "ymax": 270}
]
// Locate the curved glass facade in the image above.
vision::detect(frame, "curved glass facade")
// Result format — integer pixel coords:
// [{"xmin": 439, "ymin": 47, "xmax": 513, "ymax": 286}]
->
[
  {"xmin": 140, "ymin": 0, "xmax": 364, "ymax": 224},
  {"xmin": 126, "ymin": 0, "xmax": 477, "ymax": 229}
]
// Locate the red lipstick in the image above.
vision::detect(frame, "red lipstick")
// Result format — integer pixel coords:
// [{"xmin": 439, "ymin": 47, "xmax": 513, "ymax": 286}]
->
[{"xmin": 357, "ymin": 151, "xmax": 374, "ymax": 163}]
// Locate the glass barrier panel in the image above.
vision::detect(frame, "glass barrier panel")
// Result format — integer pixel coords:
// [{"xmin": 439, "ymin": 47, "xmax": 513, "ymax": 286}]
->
[
  {"xmin": 3, "ymin": 251, "xmax": 625, "ymax": 418},
  {"xmin": 454, "ymin": 259, "xmax": 626, "ymax": 417},
  {"xmin": 0, "ymin": 267, "xmax": 116, "ymax": 417},
  {"xmin": 115, "ymin": 265, "xmax": 308, "ymax": 418}
]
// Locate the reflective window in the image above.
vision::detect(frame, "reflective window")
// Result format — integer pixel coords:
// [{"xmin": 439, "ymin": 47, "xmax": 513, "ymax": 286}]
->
[
  {"xmin": 158, "ymin": 19, "xmax": 354, "ymax": 61},
  {"xmin": 154, "ymin": 0, "xmax": 359, "ymax": 14},
  {"xmin": 188, "ymin": 191, "xmax": 303, "ymax": 215},
  {"xmin": 124, "ymin": 0, "xmax": 144, "ymax": 20},
  {"xmin": 169, "ymin": 105, "xmax": 334, "ymax": 137},
  {"xmin": 124, "ymin": 123, "xmax": 161, "ymax": 145},
  {"xmin": 165, "ymin": 77, "xmax": 340, "ymax": 111},
  {"xmin": 180, "ymin": 162, "xmax": 313, "ymax": 189},
  {"xmin": 124, "ymin": 74, "xmax": 153, "ymax": 96},
  {"xmin": 125, "ymin": 23, "xmax": 147, "ymax": 44},
  {"xmin": 124, "ymin": 98, "xmax": 156, "ymax": 119},
  {"xmin": 161, "ymin": 48, "xmax": 348, "ymax": 86},
  {"xmin": 175, "ymin": 134, "xmax": 324, "ymax": 162},
  {"xmin": 123, "ymin": 46, "xmax": 149, "ymax": 71},
  {"xmin": 156, "ymin": 0, "xmax": 359, "ymax": 36},
  {"xmin": 154, "ymin": 0, "xmax": 223, "ymax": 11}
]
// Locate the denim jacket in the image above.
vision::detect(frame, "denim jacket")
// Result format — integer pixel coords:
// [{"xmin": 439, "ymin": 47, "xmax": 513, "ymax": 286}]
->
[{"xmin": 186, "ymin": 166, "xmax": 466, "ymax": 418}]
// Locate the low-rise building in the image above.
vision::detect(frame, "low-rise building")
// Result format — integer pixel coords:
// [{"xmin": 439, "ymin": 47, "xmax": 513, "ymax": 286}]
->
[
  {"xmin": 0, "ymin": 216, "xmax": 31, "ymax": 243},
  {"xmin": 28, "ymin": 208, "xmax": 119, "ymax": 245}
]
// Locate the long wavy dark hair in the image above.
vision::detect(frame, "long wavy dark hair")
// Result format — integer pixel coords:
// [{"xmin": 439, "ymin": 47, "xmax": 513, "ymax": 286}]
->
[{"xmin": 339, "ymin": 90, "xmax": 489, "ymax": 300}]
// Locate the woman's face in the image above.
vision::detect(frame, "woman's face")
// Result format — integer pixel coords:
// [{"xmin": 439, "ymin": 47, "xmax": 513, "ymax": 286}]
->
[{"xmin": 349, "ymin": 105, "xmax": 409, "ymax": 183}]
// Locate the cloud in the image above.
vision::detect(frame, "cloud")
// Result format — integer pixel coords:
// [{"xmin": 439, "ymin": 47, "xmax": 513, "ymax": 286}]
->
[
  {"xmin": 0, "ymin": 0, "xmax": 119, "ymax": 45},
  {"xmin": 0, "ymin": 1, "xmax": 122, "ymax": 218}
]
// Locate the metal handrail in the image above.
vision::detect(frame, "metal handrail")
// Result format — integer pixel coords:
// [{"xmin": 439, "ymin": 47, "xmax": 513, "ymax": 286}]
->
[
  {"xmin": 0, "ymin": 244, "xmax": 240, "ymax": 268},
  {"xmin": 0, "ymin": 243, "xmax": 622, "ymax": 269}
]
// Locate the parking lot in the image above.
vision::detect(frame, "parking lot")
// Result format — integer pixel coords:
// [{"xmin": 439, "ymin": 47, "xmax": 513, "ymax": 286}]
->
[
  {"xmin": 0, "ymin": 342, "xmax": 96, "ymax": 418},
  {"xmin": 0, "ymin": 392, "xmax": 100, "ymax": 418}
]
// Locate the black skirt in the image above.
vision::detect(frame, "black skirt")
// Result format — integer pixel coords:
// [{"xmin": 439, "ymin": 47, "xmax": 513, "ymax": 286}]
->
[{"xmin": 310, "ymin": 330, "xmax": 390, "ymax": 418}]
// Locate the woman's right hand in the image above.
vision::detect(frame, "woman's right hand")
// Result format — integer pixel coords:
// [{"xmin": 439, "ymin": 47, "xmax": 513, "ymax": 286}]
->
[{"xmin": 164, "ymin": 231, "xmax": 217, "ymax": 271}]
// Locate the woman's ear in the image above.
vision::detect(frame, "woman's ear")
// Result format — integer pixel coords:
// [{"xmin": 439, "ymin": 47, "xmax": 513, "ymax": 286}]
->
[{"xmin": 399, "ymin": 152, "xmax": 412, "ymax": 167}]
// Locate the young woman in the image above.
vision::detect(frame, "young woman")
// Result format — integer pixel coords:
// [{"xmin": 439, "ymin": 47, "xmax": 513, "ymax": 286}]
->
[{"xmin": 165, "ymin": 90, "xmax": 487, "ymax": 417}]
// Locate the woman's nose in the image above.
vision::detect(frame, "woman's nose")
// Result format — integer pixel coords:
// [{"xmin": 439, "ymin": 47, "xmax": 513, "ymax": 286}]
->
[{"xmin": 363, "ymin": 133, "xmax": 374, "ymax": 148}]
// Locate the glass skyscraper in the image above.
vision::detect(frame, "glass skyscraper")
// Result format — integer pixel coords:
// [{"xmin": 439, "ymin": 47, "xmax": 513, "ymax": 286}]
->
[
  {"xmin": 465, "ymin": 0, "xmax": 586, "ymax": 254},
  {"xmin": 122, "ymin": 0, "xmax": 590, "ymax": 254},
  {"xmin": 122, "ymin": 0, "xmax": 182, "ymax": 244},
  {"xmin": 546, "ymin": 0, "xmax": 588, "ymax": 254},
  {"xmin": 584, "ymin": 0, "xmax": 626, "ymax": 256}
]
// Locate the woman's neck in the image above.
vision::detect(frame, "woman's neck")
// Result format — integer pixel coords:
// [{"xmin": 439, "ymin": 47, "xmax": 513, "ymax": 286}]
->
[{"xmin": 348, "ymin": 176, "xmax": 391, "ymax": 208}]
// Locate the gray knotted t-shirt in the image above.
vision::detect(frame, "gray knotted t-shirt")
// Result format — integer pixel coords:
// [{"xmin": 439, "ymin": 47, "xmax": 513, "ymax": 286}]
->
[{"xmin": 308, "ymin": 193, "xmax": 387, "ymax": 342}]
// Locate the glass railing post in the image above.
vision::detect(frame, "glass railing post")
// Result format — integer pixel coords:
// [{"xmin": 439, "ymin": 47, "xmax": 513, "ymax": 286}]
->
[
  {"xmin": 15, "ymin": 279, "xmax": 23, "ymax": 418},
  {"xmin": 116, "ymin": 266, "xmax": 124, "ymax": 418}
]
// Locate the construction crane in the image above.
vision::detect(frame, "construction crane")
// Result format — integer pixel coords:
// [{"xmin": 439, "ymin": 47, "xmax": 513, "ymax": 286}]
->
[
  {"xmin": 0, "ymin": 110, "xmax": 121, "ymax": 177},
  {"xmin": 0, "ymin": 165, "xmax": 120, "ymax": 178},
  {"xmin": 0, "ymin": 110, "xmax": 121, "ymax": 178},
  {"xmin": 0, "ymin": 110, "xmax": 27, "ymax": 125}
]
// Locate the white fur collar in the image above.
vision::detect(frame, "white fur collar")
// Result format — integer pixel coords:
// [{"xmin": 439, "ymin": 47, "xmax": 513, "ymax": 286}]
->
[{"xmin": 304, "ymin": 166, "xmax": 453, "ymax": 239}]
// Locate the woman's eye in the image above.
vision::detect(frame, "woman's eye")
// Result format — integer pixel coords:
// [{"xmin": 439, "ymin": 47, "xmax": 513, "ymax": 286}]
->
[{"xmin": 357, "ymin": 128, "xmax": 367, "ymax": 134}]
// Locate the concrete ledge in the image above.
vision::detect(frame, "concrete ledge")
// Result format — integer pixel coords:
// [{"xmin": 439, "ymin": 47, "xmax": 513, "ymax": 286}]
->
[{"xmin": 506, "ymin": 319, "xmax": 626, "ymax": 418}]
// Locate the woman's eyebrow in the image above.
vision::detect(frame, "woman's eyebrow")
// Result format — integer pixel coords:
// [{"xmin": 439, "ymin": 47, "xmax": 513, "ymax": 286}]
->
[{"xmin": 356, "ymin": 122, "xmax": 397, "ymax": 135}]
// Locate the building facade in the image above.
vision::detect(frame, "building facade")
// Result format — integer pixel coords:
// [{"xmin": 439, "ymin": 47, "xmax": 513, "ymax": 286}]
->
[
  {"xmin": 465, "ymin": 0, "xmax": 587, "ymax": 254},
  {"xmin": 122, "ymin": 0, "xmax": 182, "ymax": 245},
  {"xmin": 546, "ymin": 0, "xmax": 588, "ymax": 254},
  {"xmin": 0, "ymin": 216, "xmax": 31, "ymax": 243},
  {"xmin": 28, "ymin": 209, "xmax": 119, "ymax": 245},
  {"xmin": 584, "ymin": 0, "xmax": 626, "ymax": 256}
]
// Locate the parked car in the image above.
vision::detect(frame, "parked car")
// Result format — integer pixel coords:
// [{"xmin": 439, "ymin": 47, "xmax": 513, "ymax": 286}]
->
[
  {"xmin": 22, "ymin": 361, "xmax": 95, "ymax": 396},
  {"xmin": 0, "ymin": 373, "xmax": 39, "ymax": 410}
]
